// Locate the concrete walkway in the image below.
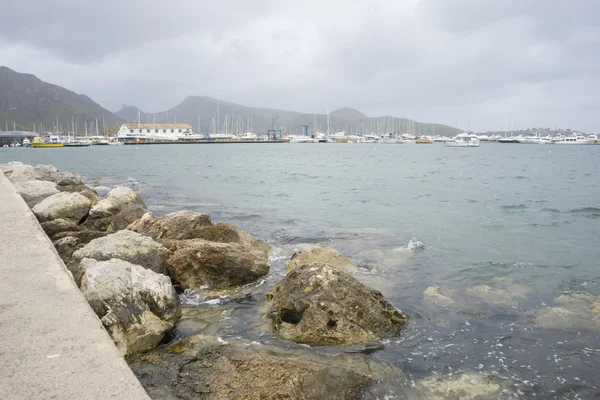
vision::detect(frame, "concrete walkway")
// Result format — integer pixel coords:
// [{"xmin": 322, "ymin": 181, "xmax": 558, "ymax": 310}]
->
[{"xmin": 0, "ymin": 172, "xmax": 149, "ymax": 399}]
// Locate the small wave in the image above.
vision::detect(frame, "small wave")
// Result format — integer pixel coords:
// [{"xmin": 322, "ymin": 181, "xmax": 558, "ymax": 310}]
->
[
  {"xmin": 407, "ymin": 237, "xmax": 426, "ymax": 251},
  {"xmin": 541, "ymin": 208, "xmax": 561, "ymax": 213},
  {"xmin": 501, "ymin": 204, "xmax": 528, "ymax": 210},
  {"xmin": 570, "ymin": 207, "xmax": 600, "ymax": 218},
  {"xmin": 514, "ymin": 176, "xmax": 528, "ymax": 180}
]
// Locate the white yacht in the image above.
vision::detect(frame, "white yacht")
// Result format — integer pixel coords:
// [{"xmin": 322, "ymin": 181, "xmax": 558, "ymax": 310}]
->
[
  {"xmin": 550, "ymin": 134, "xmax": 597, "ymax": 145},
  {"xmin": 445, "ymin": 133, "xmax": 480, "ymax": 147},
  {"xmin": 239, "ymin": 132, "xmax": 258, "ymax": 141},
  {"xmin": 290, "ymin": 135, "xmax": 318, "ymax": 143}
]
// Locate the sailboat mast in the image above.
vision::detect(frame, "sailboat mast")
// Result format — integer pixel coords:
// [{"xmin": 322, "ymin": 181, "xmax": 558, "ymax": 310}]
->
[{"xmin": 327, "ymin": 107, "xmax": 330, "ymax": 135}]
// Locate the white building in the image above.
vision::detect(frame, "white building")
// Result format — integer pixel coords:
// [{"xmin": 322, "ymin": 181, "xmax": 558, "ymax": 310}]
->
[{"xmin": 117, "ymin": 123, "xmax": 193, "ymax": 140}]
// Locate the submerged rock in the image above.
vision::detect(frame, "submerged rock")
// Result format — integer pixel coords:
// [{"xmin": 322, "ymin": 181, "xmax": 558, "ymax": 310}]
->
[
  {"xmin": 127, "ymin": 211, "xmax": 213, "ymax": 240},
  {"xmin": 80, "ymin": 258, "xmax": 181, "ymax": 355},
  {"xmin": 423, "ymin": 286, "xmax": 454, "ymax": 306},
  {"xmin": 31, "ymin": 192, "xmax": 92, "ymax": 223},
  {"xmin": 286, "ymin": 247, "xmax": 356, "ymax": 272},
  {"xmin": 12, "ymin": 179, "xmax": 60, "ymax": 207},
  {"xmin": 416, "ymin": 372, "xmax": 522, "ymax": 400},
  {"xmin": 264, "ymin": 263, "xmax": 408, "ymax": 345},
  {"xmin": 84, "ymin": 186, "xmax": 147, "ymax": 231},
  {"xmin": 72, "ymin": 230, "xmax": 170, "ymax": 275},
  {"xmin": 466, "ymin": 276, "xmax": 532, "ymax": 307},
  {"xmin": 128, "ymin": 335, "xmax": 409, "ymax": 400},
  {"xmin": 532, "ymin": 292, "xmax": 600, "ymax": 330},
  {"xmin": 168, "ymin": 239, "xmax": 270, "ymax": 290}
]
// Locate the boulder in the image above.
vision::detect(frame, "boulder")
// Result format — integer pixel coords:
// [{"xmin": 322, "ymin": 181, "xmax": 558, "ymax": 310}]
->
[
  {"xmin": 12, "ymin": 179, "xmax": 60, "ymax": 207},
  {"xmin": 0, "ymin": 161, "xmax": 24, "ymax": 175},
  {"xmin": 192, "ymin": 223, "xmax": 272, "ymax": 255},
  {"xmin": 41, "ymin": 218, "xmax": 81, "ymax": 238},
  {"xmin": 286, "ymin": 247, "xmax": 355, "ymax": 272},
  {"xmin": 127, "ymin": 211, "xmax": 213, "ymax": 240},
  {"xmin": 53, "ymin": 236, "xmax": 84, "ymax": 283},
  {"xmin": 264, "ymin": 263, "xmax": 408, "ymax": 345},
  {"xmin": 80, "ymin": 258, "xmax": 181, "ymax": 355},
  {"xmin": 128, "ymin": 335, "xmax": 409, "ymax": 400},
  {"xmin": 55, "ymin": 175, "xmax": 100, "ymax": 204},
  {"xmin": 84, "ymin": 186, "xmax": 147, "ymax": 231},
  {"xmin": 167, "ymin": 239, "xmax": 270, "ymax": 290},
  {"xmin": 52, "ymin": 229, "xmax": 108, "ymax": 244},
  {"xmin": 31, "ymin": 192, "xmax": 92, "ymax": 223},
  {"xmin": 416, "ymin": 372, "xmax": 523, "ymax": 400},
  {"xmin": 8, "ymin": 164, "xmax": 59, "ymax": 182},
  {"xmin": 424, "ymin": 286, "xmax": 454, "ymax": 306},
  {"xmin": 72, "ymin": 230, "xmax": 169, "ymax": 275}
]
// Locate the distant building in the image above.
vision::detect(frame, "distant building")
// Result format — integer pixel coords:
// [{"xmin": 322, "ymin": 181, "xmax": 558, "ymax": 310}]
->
[
  {"xmin": 0, "ymin": 131, "xmax": 36, "ymax": 146},
  {"xmin": 118, "ymin": 124, "xmax": 193, "ymax": 139}
]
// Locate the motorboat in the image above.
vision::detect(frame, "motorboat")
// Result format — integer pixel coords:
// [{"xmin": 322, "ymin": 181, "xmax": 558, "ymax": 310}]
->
[
  {"xmin": 290, "ymin": 135, "xmax": 318, "ymax": 143},
  {"xmin": 550, "ymin": 134, "xmax": 597, "ymax": 145},
  {"xmin": 32, "ymin": 136, "xmax": 64, "ymax": 148},
  {"xmin": 445, "ymin": 133, "xmax": 480, "ymax": 147},
  {"xmin": 239, "ymin": 132, "xmax": 258, "ymax": 141}
]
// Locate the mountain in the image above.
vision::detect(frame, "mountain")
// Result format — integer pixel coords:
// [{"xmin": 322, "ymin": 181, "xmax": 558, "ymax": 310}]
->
[
  {"xmin": 0, "ymin": 66, "xmax": 123, "ymax": 134},
  {"xmin": 125, "ymin": 96, "xmax": 461, "ymax": 137}
]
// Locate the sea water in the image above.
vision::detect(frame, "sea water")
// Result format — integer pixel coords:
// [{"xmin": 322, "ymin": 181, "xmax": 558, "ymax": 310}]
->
[{"xmin": 3, "ymin": 143, "xmax": 599, "ymax": 397}]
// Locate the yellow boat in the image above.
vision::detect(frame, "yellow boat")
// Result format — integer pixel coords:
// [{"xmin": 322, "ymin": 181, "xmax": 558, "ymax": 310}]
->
[
  {"xmin": 32, "ymin": 136, "xmax": 64, "ymax": 148},
  {"xmin": 415, "ymin": 138, "xmax": 433, "ymax": 144}
]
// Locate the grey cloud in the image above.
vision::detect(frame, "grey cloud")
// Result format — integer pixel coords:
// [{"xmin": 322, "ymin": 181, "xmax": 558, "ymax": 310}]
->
[{"xmin": 0, "ymin": 0, "xmax": 598, "ymax": 131}]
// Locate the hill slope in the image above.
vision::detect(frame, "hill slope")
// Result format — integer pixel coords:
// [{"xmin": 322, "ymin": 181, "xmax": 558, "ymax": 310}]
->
[{"xmin": 0, "ymin": 66, "xmax": 123, "ymax": 133}]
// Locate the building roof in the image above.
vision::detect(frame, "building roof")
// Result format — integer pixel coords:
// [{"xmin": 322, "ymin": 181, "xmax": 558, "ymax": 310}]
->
[{"xmin": 122, "ymin": 123, "xmax": 192, "ymax": 129}]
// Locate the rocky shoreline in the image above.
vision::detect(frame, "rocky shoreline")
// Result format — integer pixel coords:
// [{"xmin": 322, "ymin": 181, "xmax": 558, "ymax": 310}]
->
[{"xmin": 3, "ymin": 161, "xmax": 600, "ymax": 399}]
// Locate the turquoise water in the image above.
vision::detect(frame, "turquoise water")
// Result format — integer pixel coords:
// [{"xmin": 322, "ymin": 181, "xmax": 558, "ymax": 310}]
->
[{"xmin": 2, "ymin": 143, "xmax": 600, "ymax": 397}]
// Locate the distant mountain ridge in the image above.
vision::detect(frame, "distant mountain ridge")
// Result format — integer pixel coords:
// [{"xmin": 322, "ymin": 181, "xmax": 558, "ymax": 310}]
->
[
  {"xmin": 1, "ymin": 65, "xmax": 460, "ymax": 136},
  {"xmin": 0, "ymin": 66, "xmax": 123, "ymax": 133},
  {"xmin": 117, "ymin": 96, "xmax": 460, "ymax": 137}
]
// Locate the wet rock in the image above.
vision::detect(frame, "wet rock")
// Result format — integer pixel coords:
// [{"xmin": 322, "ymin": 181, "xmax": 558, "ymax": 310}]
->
[
  {"xmin": 192, "ymin": 223, "xmax": 272, "ymax": 255},
  {"xmin": 31, "ymin": 192, "xmax": 92, "ymax": 223},
  {"xmin": 424, "ymin": 286, "xmax": 454, "ymax": 306},
  {"xmin": 8, "ymin": 164, "xmax": 59, "ymax": 182},
  {"xmin": 72, "ymin": 230, "xmax": 170, "ymax": 275},
  {"xmin": 286, "ymin": 247, "xmax": 355, "ymax": 272},
  {"xmin": 41, "ymin": 218, "xmax": 81, "ymax": 238},
  {"xmin": 466, "ymin": 276, "xmax": 532, "ymax": 307},
  {"xmin": 128, "ymin": 335, "xmax": 409, "ymax": 400},
  {"xmin": 12, "ymin": 179, "xmax": 60, "ymax": 207},
  {"xmin": 168, "ymin": 239, "xmax": 270, "ymax": 290},
  {"xmin": 80, "ymin": 258, "xmax": 181, "ymax": 355},
  {"xmin": 127, "ymin": 211, "xmax": 213, "ymax": 240},
  {"xmin": 532, "ymin": 292, "xmax": 600, "ymax": 330},
  {"xmin": 264, "ymin": 263, "xmax": 408, "ymax": 345},
  {"xmin": 415, "ymin": 372, "xmax": 521, "ymax": 400},
  {"xmin": 84, "ymin": 186, "xmax": 147, "ymax": 231}
]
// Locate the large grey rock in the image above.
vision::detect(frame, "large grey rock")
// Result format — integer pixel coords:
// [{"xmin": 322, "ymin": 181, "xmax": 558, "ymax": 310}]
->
[
  {"xmin": 167, "ymin": 239, "xmax": 270, "ymax": 290},
  {"xmin": 191, "ymin": 222, "xmax": 272, "ymax": 255},
  {"xmin": 0, "ymin": 161, "xmax": 24, "ymax": 175},
  {"xmin": 128, "ymin": 335, "xmax": 409, "ymax": 400},
  {"xmin": 8, "ymin": 164, "xmax": 59, "ymax": 182},
  {"xmin": 286, "ymin": 247, "xmax": 355, "ymax": 272},
  {"xmin": 465, "ymin": 276, "xmax": 532, "ymax": 307},
  {"xmin": 84, "ymin": 187, "xmax": 147, "ymax": 231},
  {"xmin": 127, "ymin": 211, "xmax": 213, "ymax": 240},
  {"xmin": 265, "ymin": 263, "xmax": 408, "ymax": 345},
  {"xmin": 12, "ymin": 179, "xmax": 60, "ymax": 207},
  {"xmin": 31, "ymin": 192, "xmax": 92, "ymax": 223},
  {"xmin": 80, "ymin": 258, "xmax": 181, "ymax": 355},
  {"xmin": 72, "ymin": 230, "xmax": 169, "ymax": 274},
  {"xmin": 53, "ymin": 236, "xmax": 84, "ymax": 284}
]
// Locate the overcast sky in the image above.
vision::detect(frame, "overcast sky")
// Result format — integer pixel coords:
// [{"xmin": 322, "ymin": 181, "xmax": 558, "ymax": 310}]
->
[{"xmin": 1, "ymin": 0, "xmax": 598, "ymax": 131}]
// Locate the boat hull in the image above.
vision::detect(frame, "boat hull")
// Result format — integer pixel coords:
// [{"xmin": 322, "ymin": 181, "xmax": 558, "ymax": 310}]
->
[{"xmin": 32, "ymin": 143, "xmax": 64, "ymax": 148}]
